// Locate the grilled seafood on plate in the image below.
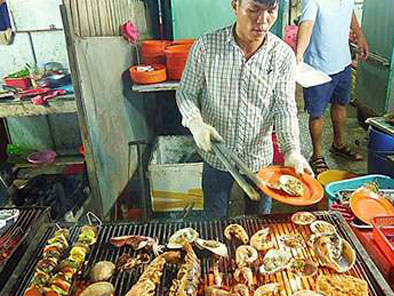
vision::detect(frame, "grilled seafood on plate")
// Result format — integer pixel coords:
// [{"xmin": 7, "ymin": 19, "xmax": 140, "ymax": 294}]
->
[
  {"xmin": 313, "ymin": 233, "xmax": 356, "ymax": 273},
  {"xmin": 268, "ymin": 175, "xmax": 305, "ymax": 197},
  {"xmin": 224, "ymin": 224, "xmax": 249, "ymax": 244},
  {"xmin": 316, "ymin": 274, "xmax": 368, "ymax": 296},
  {"xmin": 234, "ymin": 267, "xmax": 254, "ymax": 289},
  {"xmin": 167, "ymin": 227, "xmax": 199, "ymax": 249},
  {"xmin": 90, "ymin": 261, "xmax": 115, "ymax": 282},
  {"xmin": 195, "ymin": 238, "xmax": 228, "ymax": 257},
  {"xmin": 254, "ymin": 283, "xmax": 280, "ymax": 296},
  {"xmin": 279, "ymin": 234, "xmax": 305, "ymax": 249},
  {"xmin": 289, "ymin": 259, "xmax": 318, "ymax": 277},
  {"xmin": 235, "ymin": 245, "xmax": 258, "ymax": 268},
  {"xmin": 259, "ymin": 249, "xmax": 292, "ymax": 275},
  {"xmin": 110, "ymin": 235, "xmax": 163, "ymax": 255},
  {"xmin": 291, "ymin": 212, "xmax": 317, "ymax": 225},
  {"xmin": 80, "ymin": 281, "xmax": 115, "ymax": 296},
  {"xmin": 310, "ymin": 221, "xmax": 336, "ymax": 235},
  {"xmin": 249, "ymin": 227, "xmax": 274, "ymax": 251},
  {"xmin": 168, "ymin": 241, "xmax": 201, "ymax": 296}
]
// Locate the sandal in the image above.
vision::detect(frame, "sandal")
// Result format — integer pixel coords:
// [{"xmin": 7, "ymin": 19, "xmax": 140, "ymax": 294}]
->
[
  {"xmin": 329, "ymin": 144, "xmax": 363, "ymax": 161},
  {"xmin": 309, "ymin": 157, "xmax": 329, "ymax": 175}
]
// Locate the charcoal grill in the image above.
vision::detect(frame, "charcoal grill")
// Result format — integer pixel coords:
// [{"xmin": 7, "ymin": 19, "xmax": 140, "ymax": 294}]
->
[
  {"xmin": 3, "ymin": 211, "xmax": 394, "ymax": 296},
  {"xmin": 0, "ymin": 206, "xmax": 51, "ymax": 290}
]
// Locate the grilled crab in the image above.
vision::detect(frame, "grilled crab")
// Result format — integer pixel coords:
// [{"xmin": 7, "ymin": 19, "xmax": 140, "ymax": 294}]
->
[{"xmin": 224, "ymin": 224, "xmax": 249, "ymax": 244}]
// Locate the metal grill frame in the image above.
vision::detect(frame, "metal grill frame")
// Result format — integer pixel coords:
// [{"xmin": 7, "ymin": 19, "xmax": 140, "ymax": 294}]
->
[
  {"xmin": 0, "ymin": 206, "xmax": 51, "ymax": 291},
  {"xmin": 3, "ymin": 211, "xmax": 394, "ymax": 296}
]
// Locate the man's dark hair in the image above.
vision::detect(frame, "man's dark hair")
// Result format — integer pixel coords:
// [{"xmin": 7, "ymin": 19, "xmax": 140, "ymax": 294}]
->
[{"xmin": 237, "ymin": 0, "xmax": 279, "ymax": 7}]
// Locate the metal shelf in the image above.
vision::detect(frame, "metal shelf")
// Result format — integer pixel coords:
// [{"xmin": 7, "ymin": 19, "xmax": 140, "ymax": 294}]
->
[
  {"xmin": 0, "ymin": 95, "xmax": 77, "ymax": 117},
  {"xmin": 131, "ymin": 81, "xmax": 180, "ymax": 93}
]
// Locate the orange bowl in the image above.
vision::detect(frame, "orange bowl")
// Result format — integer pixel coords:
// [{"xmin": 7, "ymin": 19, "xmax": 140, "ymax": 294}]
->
[{"xmin": 129, "ymin": 64, "xmax": 167, "ymax": 85}]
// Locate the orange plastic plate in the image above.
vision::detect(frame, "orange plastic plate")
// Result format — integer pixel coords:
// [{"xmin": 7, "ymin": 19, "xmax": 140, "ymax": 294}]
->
[
  {"xmin": 350, "ymin": 195, "xmax": 394, "ymax": 225},
  {"xmin": 257, "ymin": 166, "xmax": 324, "ymax": 206}
]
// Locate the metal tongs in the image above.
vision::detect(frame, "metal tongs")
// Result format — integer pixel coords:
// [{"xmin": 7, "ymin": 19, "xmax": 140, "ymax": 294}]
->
[{"xmin": 212, "ymin": 142, "xmax": 266, "ymax": 201}]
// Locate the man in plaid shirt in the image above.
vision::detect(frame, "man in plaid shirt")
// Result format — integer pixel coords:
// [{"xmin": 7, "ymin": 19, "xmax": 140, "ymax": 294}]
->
[{"xmin": 176, "ymin": 0, "xmax": 312, "ymax": 219}]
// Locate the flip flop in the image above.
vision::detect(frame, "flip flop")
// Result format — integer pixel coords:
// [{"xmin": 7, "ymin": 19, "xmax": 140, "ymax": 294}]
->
[{"xmin": 329, "ymin": 145, "xmax": 363, "ymax": 161}]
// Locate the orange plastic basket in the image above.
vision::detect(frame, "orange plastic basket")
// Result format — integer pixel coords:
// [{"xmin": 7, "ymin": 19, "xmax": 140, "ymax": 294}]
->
[
  {"xmin": 372, "ymin": 215, "xmax": 394, "ymax": 267},
  {"xmin": 129, "ymin": 64, "xmax": 167, "ymax": 85}
]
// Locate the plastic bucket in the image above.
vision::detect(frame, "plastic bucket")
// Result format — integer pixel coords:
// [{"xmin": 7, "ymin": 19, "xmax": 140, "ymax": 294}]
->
[
  {"xmin": 369, "ymin": 127, "xmax": 394, "ymax": 152},
  {"xmin": 172, "ymin": 39, "xmax": 195, "ymax": 46},
  {"xmin": 367, "ymin": 149, "xmax": 394, "ymax": 177},
  {"xmin": 141, "ymin": 40, "xmax": 170, "ymax": 65},
  {"xmin": 165, "ymin": 45, "xmax": 191, "ymax": 80}
]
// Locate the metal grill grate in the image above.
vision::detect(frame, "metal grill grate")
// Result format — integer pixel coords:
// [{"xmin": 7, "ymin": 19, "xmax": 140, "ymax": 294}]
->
[
  {"xmin": 4, "ymin": 212, "xmax": 394, "ymax": 296},
  {"xmin": 0, "ymin": 207, "xmax": 51, "ymax": 290}
]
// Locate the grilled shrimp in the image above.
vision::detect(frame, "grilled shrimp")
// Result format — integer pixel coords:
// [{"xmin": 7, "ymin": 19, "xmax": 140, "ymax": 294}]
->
[
  {"xmin": 235, "ymin": 245, "xmax": 258, "ymax": 268},
  {"xmin": 234, "ymin": 267, "xmax": 254, "ymax": 288},
  {"xmin": 224, "ymin": 224, "xmax": 249, "ymax": 244}
]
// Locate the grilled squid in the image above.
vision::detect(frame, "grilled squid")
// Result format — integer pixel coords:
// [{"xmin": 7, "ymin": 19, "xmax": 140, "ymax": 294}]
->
[
  {"xmin": 235, "ymin": 245, "xmax": 258, "ymax": 268},
  {"xmin": 168, "ymin": 241, "xmax": 201, "ymax": 296},
  {"xmin": 125, "ymin": 251, "xmax": 180, "ymax": 296},
  {"xmin": 224, "ymin": 224, "xmax": 249, "ymax": 244}
]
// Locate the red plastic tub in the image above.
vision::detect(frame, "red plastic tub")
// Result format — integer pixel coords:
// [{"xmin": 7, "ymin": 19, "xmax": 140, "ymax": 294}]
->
[
  {"xmin": 165, "ymin": 45, "xmax": 192, "ymax": 80},
  {"xmin": 141, "ymin": 40, "xmax": 171, "ymax": 65},
  {"xmin": 3, "ymin": 77, "xmax": 32, "ymax": 90},
  {"xmin": 372, "ymin": 216, "xmax": 394, "ymax": 267}
]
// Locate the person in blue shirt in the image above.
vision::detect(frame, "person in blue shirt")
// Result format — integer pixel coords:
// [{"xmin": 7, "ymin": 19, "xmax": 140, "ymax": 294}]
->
[{"xmin": 296, "ymin": 0, "xmax": 369, "ymax": 175}]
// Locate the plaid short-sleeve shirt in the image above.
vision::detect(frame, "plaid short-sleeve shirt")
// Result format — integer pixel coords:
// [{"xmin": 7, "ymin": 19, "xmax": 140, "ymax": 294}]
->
[{"xmin": 176, "ymin": 25, "xmax": 300, "ymax": 172}]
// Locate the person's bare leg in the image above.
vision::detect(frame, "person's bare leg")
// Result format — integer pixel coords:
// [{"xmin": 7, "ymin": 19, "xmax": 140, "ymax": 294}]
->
[
  {"xmin": 331, "ymin": 104, "xmax": 347, "ymax": 148},
  {"xmin": 310, "ymin": 116, "xmax": 324, "ymax": 159}
]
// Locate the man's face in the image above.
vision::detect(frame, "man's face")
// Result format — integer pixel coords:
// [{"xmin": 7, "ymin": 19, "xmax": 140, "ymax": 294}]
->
[{"xmin": 233, "ymin": 0, "xmax": 278, "ymax": 42}]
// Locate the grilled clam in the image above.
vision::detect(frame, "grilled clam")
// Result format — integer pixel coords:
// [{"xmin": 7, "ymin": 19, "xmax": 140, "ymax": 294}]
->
[
  {"xmin": 235, "ymin": 245, "xmax": 258, "ymax": 268},
  {"xmin": 167, "ymin": 227, "xmax": 199, "ymax": 249},
  {"xmin": 195, "ymin": 238, "xmax": 228, "ymax": 257},
  {"xmin": 250, "ymin": 227, "xmax": 274, "ymax": 251},
  {"xmin": 313, "ymin": 233, "xmax": 356, "ymax": 273},
  {"xmin": 254, "ymin": 283, "xmax": 280, "ymax": 296},
  {"xmin": 259, "ymin": 249, "xmax": 292, "ymax": 275},
  {"xmin": 90, "ymin": 261, "xmax": 115, "ymax": 282},
  {"xmin": 224, "ymin": 224, "xmax": 249, "ymax": 244}
]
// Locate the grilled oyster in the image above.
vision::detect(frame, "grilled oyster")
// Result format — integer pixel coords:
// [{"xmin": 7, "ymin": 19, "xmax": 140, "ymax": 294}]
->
[
  {"xmin": 235, "ymin": 245, "xmax": 258, "ymax": 268},
  {"xmin": 195, "ymin": 238, "xmax": 228, "ymax": 257},
  {"xmin": 310, "ymin": 221, "xmax": 336, "ymax": 235},
  {"xmin": 90, "ymin": 261, "xmax": 115, "ymax": 282},
  {"xmin": 289, "ymin": 259, "xmax": 318, "ymax": 277},
  {"xmin": 259, "ymin": 249, "xmax": 292, "ymax": 275},
  {"xmin": 291, "ymin": 212, "xmax": 317, "ymax": 225},
  {"xmin": 279, "ymin": 234, "xmax": 305, "ymax": 249},
  {"xmin": 313, "ymin": 233, "xmax": 355, "ymax": 273},
  {"xmin": 167, "ymin": 227, "xmax": 199, "ymax": 249},
  {"xmin": 254, "ymin": 283, "xmax": 280, "ymax": 296},
  {"xmin": 224, "ymin": 224, "xmax": 249, "ymax": 244},
  {"xmin": 250, "ymin": 227, "xmax": 274, "ymax": 251},
  {"xmin": 234, "ymin": 267, "xmax": 254, "ymax": 288},
  {"xmin": 292, "ymin": 291, "xmax": 323, "ymax": 296},
  {"xmin": 233, "ymin": 284, "xmax": 249, "ymax": 296},
  {"xmin": 279, "ymin": 175, "xmax": 304, "ymax": 197}
]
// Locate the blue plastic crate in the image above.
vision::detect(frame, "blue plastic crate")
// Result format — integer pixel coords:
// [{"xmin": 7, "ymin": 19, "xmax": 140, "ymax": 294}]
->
[{"xmin": 325, "ymin": 174, "xmax": 394, "ymax": 204}]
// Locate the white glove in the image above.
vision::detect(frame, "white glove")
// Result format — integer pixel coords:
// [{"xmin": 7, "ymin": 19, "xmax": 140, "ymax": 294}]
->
[
  {"xmin": 188, "ymin": 117, "xmax": 223, "ymax": 152},
  {"xmin": 284, "ymin": 150, "xmax": 314, "ymax": 177}
]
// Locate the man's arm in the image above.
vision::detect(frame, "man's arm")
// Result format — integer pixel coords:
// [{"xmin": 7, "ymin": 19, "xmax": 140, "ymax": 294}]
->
[
  {"xmin": 351, "ymin": 10, "xmax": 369, "ymax": 60},
  {"xmin": 176, "ymin": 38, "xmax": 205, "ymax": 127},
  {"xmin": 296, "ymin": 20, "xmax": 314, "ymax": 65}
]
